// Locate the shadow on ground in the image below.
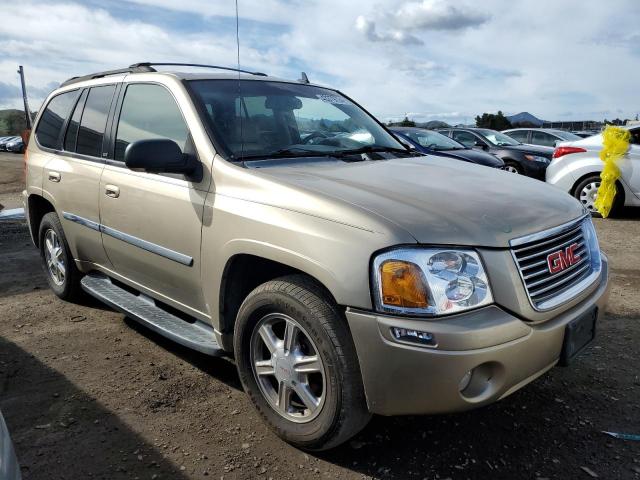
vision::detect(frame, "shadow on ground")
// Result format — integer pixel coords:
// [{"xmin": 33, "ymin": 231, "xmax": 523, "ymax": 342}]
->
[{"xmin": 0, "ymin": 337, "xmax": 192, "ymax": 480}]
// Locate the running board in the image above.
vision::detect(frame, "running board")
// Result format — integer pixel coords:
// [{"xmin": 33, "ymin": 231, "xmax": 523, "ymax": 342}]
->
[{"xmin": 81, "ymin": 272, "xmax": 224, "ymax": 356}]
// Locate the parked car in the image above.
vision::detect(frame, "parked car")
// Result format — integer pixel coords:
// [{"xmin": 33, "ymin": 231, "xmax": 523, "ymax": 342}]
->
[
  {"xmin": 390, "ymin": 127, "xmax": 504, "ymax": 168},
  {"xmin": 546, "ymin": 125, "xmax": 640, "ymax": 215},
  {"xmin": 503, "ymin": 128, "xmax": 582, "ymax": 147},
  {"xmin": 572, "ymin": 131, "xmax": 599, "ymax": 138},
  {"xmin": 0, "ymin": 409, "xmax": 21, "ymax": 480},
  {"xmin": 0, "ymin": 136, "xmax": 19, "ymax": 151},
  {"xmin": 438, "ymin": 127, "xmax": 554, "ymax": 179},
  {"xmin": 24, "ymin": 62, "xmax": 608, "ymax": 450},
  {"xmin": 5, "ymin": 137, "xmax": 25, "ymax": 153}
]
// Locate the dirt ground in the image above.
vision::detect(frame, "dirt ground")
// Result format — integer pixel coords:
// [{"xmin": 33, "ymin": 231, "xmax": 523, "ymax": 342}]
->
[{"xmin": 1, "ymin": 151, "xmax": 639, "ymax": 479}]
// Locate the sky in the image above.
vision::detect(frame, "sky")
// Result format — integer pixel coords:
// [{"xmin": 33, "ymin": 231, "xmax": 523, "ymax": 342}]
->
[{"xmin": 1, "ymin": 0, "xmax": 639, "ymax": 124}]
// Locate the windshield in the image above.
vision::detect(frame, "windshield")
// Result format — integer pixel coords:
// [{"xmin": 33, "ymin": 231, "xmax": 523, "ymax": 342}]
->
[
  {"xmin": 189, "ymin": 80, "xmax": 406, "ymax": 160},
  {"xmin": 400, "ymin": 129, "xmax": 465, "ymax": 150},
  {"xmin": 477, "ymin": 129, "xmax": 521, "ymax": 146}
]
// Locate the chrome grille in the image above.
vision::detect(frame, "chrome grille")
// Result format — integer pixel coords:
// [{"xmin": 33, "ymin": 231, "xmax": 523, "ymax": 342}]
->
[{"xmin": 511, "ymin": 218, "xmax": 593, "ymax": 310}]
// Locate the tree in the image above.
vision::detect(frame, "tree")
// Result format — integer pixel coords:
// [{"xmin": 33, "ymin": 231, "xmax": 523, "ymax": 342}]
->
[
  {"xmin": 475, "ymin": 111, "xmax": 512, "ymax": 130},
  {"xmin": 398, "ymin": 116, "xmax": 415, "ymax": 127}
]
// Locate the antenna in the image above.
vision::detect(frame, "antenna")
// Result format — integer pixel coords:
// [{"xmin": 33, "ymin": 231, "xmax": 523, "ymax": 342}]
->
[
  {"xmin": 235, "ymin": 0, "xmax": 244, "ymax": 160},
  {"xmin": 17, "ymin": 66, "xmax": 33, "ymax": 129},
  {"xmin": 298, "ymin": 72, "xmax": 309, "ymax": 84}
]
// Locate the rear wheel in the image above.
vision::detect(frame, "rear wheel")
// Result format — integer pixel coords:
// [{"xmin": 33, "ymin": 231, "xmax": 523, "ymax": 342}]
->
[
  {"xmin": 39, "ymin": 212, "xmax": 83, "ymax": 301},
  {"xmin": 574, "ymin": 175, "xmax": 624, "ymax": 218},
  {"xmin": 234, "ymin": 275, "xmax": 370, "ymax": 450}
]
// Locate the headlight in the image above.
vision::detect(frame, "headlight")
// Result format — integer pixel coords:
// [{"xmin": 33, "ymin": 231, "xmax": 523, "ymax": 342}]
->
[
  {"xmin": 524, "ymin": 154, "xmax": 549, "ymax": 163},
  {"xmin": 372, "ymin": 248, "xmax": 493, "ymax": 316},
  {"xmin": 582, "ymin": 217, "xmax": 602, "ymax": 273}
]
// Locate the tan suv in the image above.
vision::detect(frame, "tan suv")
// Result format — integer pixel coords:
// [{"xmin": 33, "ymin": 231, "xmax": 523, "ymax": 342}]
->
[{"xmin": 24, "ymin": 63, "xmax": 610, "ymax": 450}]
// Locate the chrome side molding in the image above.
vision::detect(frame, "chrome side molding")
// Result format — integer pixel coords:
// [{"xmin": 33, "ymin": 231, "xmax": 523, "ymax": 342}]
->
[{"xmin": 62, "ymin": 211, "xmax": 193, "ymax": 266}]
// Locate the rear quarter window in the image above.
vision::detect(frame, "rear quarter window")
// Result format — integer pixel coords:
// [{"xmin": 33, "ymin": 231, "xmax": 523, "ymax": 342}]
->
[{"xmin": 35, "ymin": 90, "xmax": 81, "ymax": 149}]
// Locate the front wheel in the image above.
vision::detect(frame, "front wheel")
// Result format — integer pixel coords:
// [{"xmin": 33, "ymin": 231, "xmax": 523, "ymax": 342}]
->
[{"xmin": 234, "ymin": 275, "xmax": 370, "ymax": 450}]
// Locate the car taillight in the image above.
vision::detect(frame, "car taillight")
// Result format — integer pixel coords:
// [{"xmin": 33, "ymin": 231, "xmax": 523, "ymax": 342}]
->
[{"xmin": 552, "ymin": 146, "xmax": 586, "ymax": 159}]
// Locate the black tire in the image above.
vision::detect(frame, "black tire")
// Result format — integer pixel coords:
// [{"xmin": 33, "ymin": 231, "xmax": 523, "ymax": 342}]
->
[
  {"xmin": 573, "ymin": 175, "xmax": 624, "ymax": 218},
  {"xmin": 503, "ymin": 161, "xmax": 522, "ymax": 174},
  {"xmin": 234, "ymin": 274, "xmax": 370, "ymax": 451},
  {"xmin": 38, "ymin": 212, "xmax": 83, "ymax": 301}
]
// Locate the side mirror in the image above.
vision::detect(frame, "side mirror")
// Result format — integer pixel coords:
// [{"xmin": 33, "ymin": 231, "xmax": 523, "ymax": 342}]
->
[
  {"xmin": 474, "ymin": 140, "xmax": 487, "ymax": 149},
  {"xmin": 124, "ymin": 139, "xmax": 196, "ymax": 174}
]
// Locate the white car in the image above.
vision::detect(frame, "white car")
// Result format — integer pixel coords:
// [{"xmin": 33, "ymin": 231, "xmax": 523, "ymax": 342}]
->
[{"xmin": 546, "ymin": 125, "xmax": 640, "ymax": 215}]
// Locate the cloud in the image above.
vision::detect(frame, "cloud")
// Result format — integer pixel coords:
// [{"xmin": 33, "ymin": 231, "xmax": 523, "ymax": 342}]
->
[
  {"xmin": 393, "ymin": 0, "xmax": 490, "ymax": 31},
  {"xmin": 355, "ymin": 16, "xmax": 423, "ymax": 45},
  {"xmin": 0, "ymin": 0, "xmax": 639, "ymax": 123}
]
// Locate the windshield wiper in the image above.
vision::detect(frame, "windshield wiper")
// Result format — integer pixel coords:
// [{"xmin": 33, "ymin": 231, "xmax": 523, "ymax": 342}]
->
[
  {"xmin": 241, "ymin": 147, "xmax": 325, "ymax": 160},
  {"xmin": 331, "ymin": 145, "xmax": 411, "ymax": 157}
]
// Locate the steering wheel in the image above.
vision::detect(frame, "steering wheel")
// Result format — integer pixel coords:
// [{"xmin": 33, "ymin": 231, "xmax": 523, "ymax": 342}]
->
[{"xmin": 301, "ymin": 131, "xmax": 329, "ymax": 144}]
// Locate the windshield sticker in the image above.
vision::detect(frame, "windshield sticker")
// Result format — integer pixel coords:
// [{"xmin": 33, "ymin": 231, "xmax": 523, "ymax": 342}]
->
[{"xmin": 316, "ymin": 94, "xmax": 351, "ymax": 105}]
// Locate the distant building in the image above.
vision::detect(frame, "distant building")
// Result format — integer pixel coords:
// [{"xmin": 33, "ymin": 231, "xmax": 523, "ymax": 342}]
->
[{"xmin": 542, "ymin": 120, "xmax": 603, "ymax": 132}]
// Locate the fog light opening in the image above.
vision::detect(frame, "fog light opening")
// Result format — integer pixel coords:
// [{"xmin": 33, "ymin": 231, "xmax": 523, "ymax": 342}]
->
[
  {"xmin": 390, "ymin": 327, "xmax": 435, "ymax": 346},
  {"xmin": 458, "ymin": 362, "xmax": 505, "ymax": 402},
  {"xmin": 459, "ymin": 370, "xmax": 473, "ymax": 392}
]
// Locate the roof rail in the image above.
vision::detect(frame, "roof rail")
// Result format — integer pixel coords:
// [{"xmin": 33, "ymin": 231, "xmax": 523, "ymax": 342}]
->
[
  {"xmin": 129, "ymin": 62, "xmax": 267, "ymax": 77},
  {"xmin": 60, "ymin": 65, "xmax": 156, "ymax": 88}
]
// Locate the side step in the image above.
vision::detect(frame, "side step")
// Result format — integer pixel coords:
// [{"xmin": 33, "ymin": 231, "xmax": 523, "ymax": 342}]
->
[{"xmin": 81, "ymin": 272, "xmax": 224, "ymax": 356}]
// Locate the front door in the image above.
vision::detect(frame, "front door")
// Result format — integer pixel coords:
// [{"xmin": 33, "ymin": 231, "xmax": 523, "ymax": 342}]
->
[{"xmin": 99, "ymin": 82, "xmax": 209, "ymax": 316}]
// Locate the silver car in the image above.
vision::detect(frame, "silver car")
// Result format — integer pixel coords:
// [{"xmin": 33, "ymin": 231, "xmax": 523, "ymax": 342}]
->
[
  {"xmin": 504, "ymin": 128, "xmax": 582, "ymax": 148},
  {"xmin": 546, "ymin": 125, "xmax": 640, "ymax": 215}
]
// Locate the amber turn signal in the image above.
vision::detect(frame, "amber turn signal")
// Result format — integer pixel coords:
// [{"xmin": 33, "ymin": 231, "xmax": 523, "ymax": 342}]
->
[{"xmin": 379, "ymin": 260, "xmax": 429, "ymax": 308}]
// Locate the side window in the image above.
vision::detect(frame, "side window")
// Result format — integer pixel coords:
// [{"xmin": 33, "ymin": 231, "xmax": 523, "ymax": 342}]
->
[
  {"xmin": 629, "ymin": 128, "xmax": 640, "ymax": 145},
  {"xmin": 507, "ymin": 130, "xmax": 528, "ymax": 143},
  {"xmin": 76, "ymin": 85, "xmax": 116, "ymax": 158},
  {"xmin": 64, "ymin": 89, "xmax": 88, "ymax": 152},
  {"xmin": 35, "ymin": 90, "xmax": 80, "ymax": 149},
  {"xmin": 532, "ymin": 131, "xmax": 556, "ymax": 147},
  {"xmin": 115, "ymin": 84, "xmax": 189, "ymax": 161},
  {"xmin": 452, "ymin": 130, "xmax": 476, "ymax": 147}
]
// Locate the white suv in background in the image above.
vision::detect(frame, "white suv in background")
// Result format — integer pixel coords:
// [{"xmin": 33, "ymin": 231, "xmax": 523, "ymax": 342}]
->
[{"xmin": 546, "ymin": 125, "xmax": 640, "ymax": 215}]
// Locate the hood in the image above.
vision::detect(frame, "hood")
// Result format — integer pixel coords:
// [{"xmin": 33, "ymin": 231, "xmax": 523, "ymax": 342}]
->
[
  {"xmin": 435, "ymin": 148, "xmax": 504, "ymax": 167},
  {"xmin": 255, "ymin": 155, "xmax": 585, "ymax": 247},
  {"xmin": 502, "ymin": 144, "xmax": 555, "ymax": 157}
]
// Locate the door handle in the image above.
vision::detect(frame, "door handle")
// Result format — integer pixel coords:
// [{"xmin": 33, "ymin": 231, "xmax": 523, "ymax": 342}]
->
[
  {"xmin": 48, "ymin": 171, "xmax": 61, "ymax": 182},
  {"xmin": 105, "ymin": 185, "xmax": 120, "ymax": 198}
]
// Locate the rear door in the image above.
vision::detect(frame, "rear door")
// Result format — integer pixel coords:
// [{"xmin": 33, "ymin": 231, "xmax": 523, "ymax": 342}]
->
[
  {"xmin": 98, "ymin": 82, "xmax": 209, "ymax": 315},
  {"xmin": 531, "ymin": 131, "xmax": 557, "ymax": 147},
  {"xmin": 38, "ymin": 85, "xmax": 115, "ymax": 266}
]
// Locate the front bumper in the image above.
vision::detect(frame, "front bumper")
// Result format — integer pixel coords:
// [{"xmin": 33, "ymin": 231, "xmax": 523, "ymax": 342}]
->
[
  {"xmin": 521, "ymin": 159, "xmax": 549, "ymax": 180},
  {"xmin": 346, "ymin": 255, "xmax": 609, "ymax": 416}
]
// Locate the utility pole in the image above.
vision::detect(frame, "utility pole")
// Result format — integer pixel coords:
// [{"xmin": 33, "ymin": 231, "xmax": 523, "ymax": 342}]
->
[{"xmin": 17, "ymin": 66, "xmax": 33, "ymax": 129}]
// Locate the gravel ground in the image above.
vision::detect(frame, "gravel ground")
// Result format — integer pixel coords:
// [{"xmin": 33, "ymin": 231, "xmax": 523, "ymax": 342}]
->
[{"xmin": 1, "ymin": 151, "xmax": 639, "ymax": 479}]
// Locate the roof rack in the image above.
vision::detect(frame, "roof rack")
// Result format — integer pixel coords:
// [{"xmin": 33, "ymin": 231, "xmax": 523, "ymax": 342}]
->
[
  {"xmin": 130, "ymin": 62, "xmax": 268, "ymax": 77},
  {"xmin": 60, "ymin": 65, "xmax": 155, "ymax": 88},
  {"xmin": 60, "ymin": 62, "xmax": 268, "ymax": 88}
]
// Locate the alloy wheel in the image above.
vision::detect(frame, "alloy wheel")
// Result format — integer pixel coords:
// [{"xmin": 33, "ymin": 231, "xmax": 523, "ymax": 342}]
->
[
  {"xmin": 579, "ymin": 181, "xmax": 600, "ymax": 212},
  {"xmin": 504, "ymin": 165, "xmax": 520, "ymax": 174},
  {"xmin": 44, "ymin": 229, "xmax": 65, "ymax": 286},
  {"xmin": 250, "ymin": 312, "xmax": 326, "ymax": 423}
]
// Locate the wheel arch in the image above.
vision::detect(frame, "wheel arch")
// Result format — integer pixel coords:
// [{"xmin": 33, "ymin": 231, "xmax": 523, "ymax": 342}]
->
[
  {"xmin": 27, "ymin": 194, "xmax": 56, "ymax": 248},
  {"xmin": 571, "ymin": 171, "xmax": 627, "ymax": 205},
  {"xmin": 217, "ymin": 253, "xmax": 340, "ymax": 351}
]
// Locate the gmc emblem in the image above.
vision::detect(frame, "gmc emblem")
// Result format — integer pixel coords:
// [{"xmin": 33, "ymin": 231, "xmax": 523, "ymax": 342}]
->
[{"xmin": 547, "ymin": 243, "xmax": 581, "ymax": 274}]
